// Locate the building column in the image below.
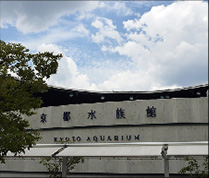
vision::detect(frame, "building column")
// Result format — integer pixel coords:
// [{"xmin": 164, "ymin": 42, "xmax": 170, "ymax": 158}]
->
[
  {"xmin": 161, "ymin": 144, "xmax": 169, "ymax": 177},
  {"xmin": 61, "ymin": 156, "xmax": 67, "ymax": 177}
]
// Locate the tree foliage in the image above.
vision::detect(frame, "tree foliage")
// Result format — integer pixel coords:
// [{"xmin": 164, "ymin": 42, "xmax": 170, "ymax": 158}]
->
[
  {"xmin": 0, "ymin": 40, "xmax": 62, "ymax": 163},
  {"xmin": 40, "ymin": 156, "xmax": 84, "ymax": 178},
  {"xmin": 179, "ymin": 156, "xmax": 208, "ymax": 178},
  {"xmin": 40, "ymin": 140, "xmax": 84, "ymax": 178}
]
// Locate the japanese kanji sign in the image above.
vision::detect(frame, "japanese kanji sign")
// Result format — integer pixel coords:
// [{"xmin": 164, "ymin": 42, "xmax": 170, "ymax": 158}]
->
[
  {"xmin": 116, "ymin": 108, "xmax": 126, "ymax": 119},
  {"xmin": 40, "ymin": 113, "xmax": 47, "ymax": 123},
  {"xmin": 146, "ymin": 106, "xmax": 156, "ymax": 117}
]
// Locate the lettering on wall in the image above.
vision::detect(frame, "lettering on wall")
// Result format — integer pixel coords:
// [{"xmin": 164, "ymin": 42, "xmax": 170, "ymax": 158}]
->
[
  {"xmin": 63, "ymin": 111, "xmax": 71, "ymax": 121},
  {"xmin": 87, "ymin": 110, "xmax": 96, "ymax": 119},
  {"xmin": 40, "ymin": 113, "xmax": 47, "ymax": 123},
  {"xmin": 40, "ymin": 106, "xmax": 157, "ymax": 123},
  {"xmin": 54, "ymin": 134, "xmax": 140, "ymax": 143},
  {"xmin": 146, "ymin": 106, "xmax": 156, "ymax": 117},
  {"xmin": 116, "ymin": 108, "xmax": 126, "ymax": 119}
]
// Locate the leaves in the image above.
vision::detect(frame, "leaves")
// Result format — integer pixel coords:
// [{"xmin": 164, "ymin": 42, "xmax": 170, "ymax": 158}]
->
[
  {"xmin": 40, "ymin": 141, "xmax": 84, "ymax": 177},
  {"xmin": 40, "ymin": 156, "xmax": 84, "ymax": 177},
  {"xmin": 179, "ymin": 156, "xmax": 208, "ymax": 178},
  {"xmin": 40, "ymin": 157, "xmax": 63, "ymax": 178},
  {"xmin": 0, "ymin": 40, "xmax": 62, "ymax": 163}
]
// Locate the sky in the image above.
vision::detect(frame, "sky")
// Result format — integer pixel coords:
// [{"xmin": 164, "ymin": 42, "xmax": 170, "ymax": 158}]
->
[{"xmin": 0, "ymin": 1, "xmax": 208, "ymax": 91}]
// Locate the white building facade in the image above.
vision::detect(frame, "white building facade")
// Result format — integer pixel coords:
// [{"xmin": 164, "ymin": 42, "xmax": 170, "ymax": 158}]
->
[{"xmin": 0, "ymin": 84, "xmax": 208, "ymax": 177}]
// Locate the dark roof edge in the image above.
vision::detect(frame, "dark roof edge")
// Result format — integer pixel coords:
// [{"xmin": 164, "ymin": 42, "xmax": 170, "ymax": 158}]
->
[{"xmin": 48, "ymin": 83, "xmax": 208, "ymax": 94}]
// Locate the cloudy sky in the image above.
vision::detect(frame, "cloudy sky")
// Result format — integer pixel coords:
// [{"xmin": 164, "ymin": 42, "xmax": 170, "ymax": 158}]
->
[{"xmin": 1, "ymin": 1, "xmax": 208, "ymax": 91}]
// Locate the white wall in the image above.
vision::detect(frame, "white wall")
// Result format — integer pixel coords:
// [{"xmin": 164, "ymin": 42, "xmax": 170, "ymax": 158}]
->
[{"xmin": 1, "ymin": 97, "xmax": 208, "ymax": 176}]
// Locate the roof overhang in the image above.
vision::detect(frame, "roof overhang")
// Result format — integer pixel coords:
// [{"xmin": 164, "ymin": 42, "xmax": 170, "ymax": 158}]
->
[{"xmin": 6, "ymin": 141, "xmax": 208, "ymax": 158}]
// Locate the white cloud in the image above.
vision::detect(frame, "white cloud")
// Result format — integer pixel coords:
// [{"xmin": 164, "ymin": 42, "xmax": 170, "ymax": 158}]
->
[
  {"xmin": 36, "ymin": 43, "xmax": 92, "ymax": 89},
  {"xmin": 95, "ymin": 70, "xmax": 157, "ymax": 91},
  {"xmin": 91, "ymin": 17, "xmax": 123, "ymax": 44},
  {"xmin": 2, "ymin": 1, "xmax": 207, "ymax": 91},
  {"xmin": 101, "ymin": 2, "xmax": 134, "ymax": 17},
  {"xmin": 1, "ymin": 1, "xmax": 99, "ymax": 33},
  {"xmin": 123, "ymin": 19, "xmax": 142, "ymax": 31},
  {"xmin": 71, "ymin": 24, "xmax": 89, "ymax": 36},
  {"xmin": 38, "ymin": 1, "xmax": 208, "ymax": 91},
  {"xmin": 111, "ymin": 2, "xmax": 134, "ymax": 16},
  {"xmin": 19, "ymin": 24, "xmax": 89, "ymax": 51},
  {"xmin": 104, "ymin": 1, "xmax": 208, "ymax": 89},
  {"xmin": 114, "ymin": 41, "xmax": 150, "ymax": 63},
  {"xmin": 76, "ymin": 11, "xmax": 94, "ymax": 21},
  {"xmin": 91, "ymin": 19, "xmax": 104, "ymax": 29}
]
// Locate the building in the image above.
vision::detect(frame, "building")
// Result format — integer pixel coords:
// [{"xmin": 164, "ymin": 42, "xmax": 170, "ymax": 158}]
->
[{"xmin": 0, "ymin": 84, "xmax": 208, "ymax": 177}]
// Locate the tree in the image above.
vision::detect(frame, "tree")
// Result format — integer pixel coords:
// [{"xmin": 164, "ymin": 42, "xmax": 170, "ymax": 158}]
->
[
  {"xmin": 40, "ymin": 140, "xmax": 84, "ymax": 178},
  {"xmin": 0, "ymin": 40, "xmax": 63, "ymax": 163},
  {"xmin": 179, "ymin": 156, "xmax": 208, "ymax": 178},
  {"xmin": 40, "ymin": 156, "xmax": 84, "ymax": 178}
]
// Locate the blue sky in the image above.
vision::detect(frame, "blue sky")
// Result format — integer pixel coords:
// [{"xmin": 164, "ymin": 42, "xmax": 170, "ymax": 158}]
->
[{"xmin": 1, "ymin": 1, "xmax": 208, "ymax": 91}]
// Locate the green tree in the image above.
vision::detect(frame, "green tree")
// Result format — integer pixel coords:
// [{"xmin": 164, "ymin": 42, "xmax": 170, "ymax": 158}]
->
[
  {"xmin": 0, "ymin": 40, "xmax": 63, "ymax": 163},
  {"xmin": 40, "ymin": 140, "xmax": 84, "ymax": 178},
  {"xmin": 40, "ymin": 156, "xmax": 84, "ymax": 178},
  {"xmin": 179, "ymin": 156, "xmax": 208, "ymax": 178}
]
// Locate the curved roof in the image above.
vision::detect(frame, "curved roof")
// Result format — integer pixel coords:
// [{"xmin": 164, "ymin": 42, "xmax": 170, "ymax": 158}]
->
[{"xmin": 39, "ymin": 84, "xmax": 208, "ymax": 107}]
